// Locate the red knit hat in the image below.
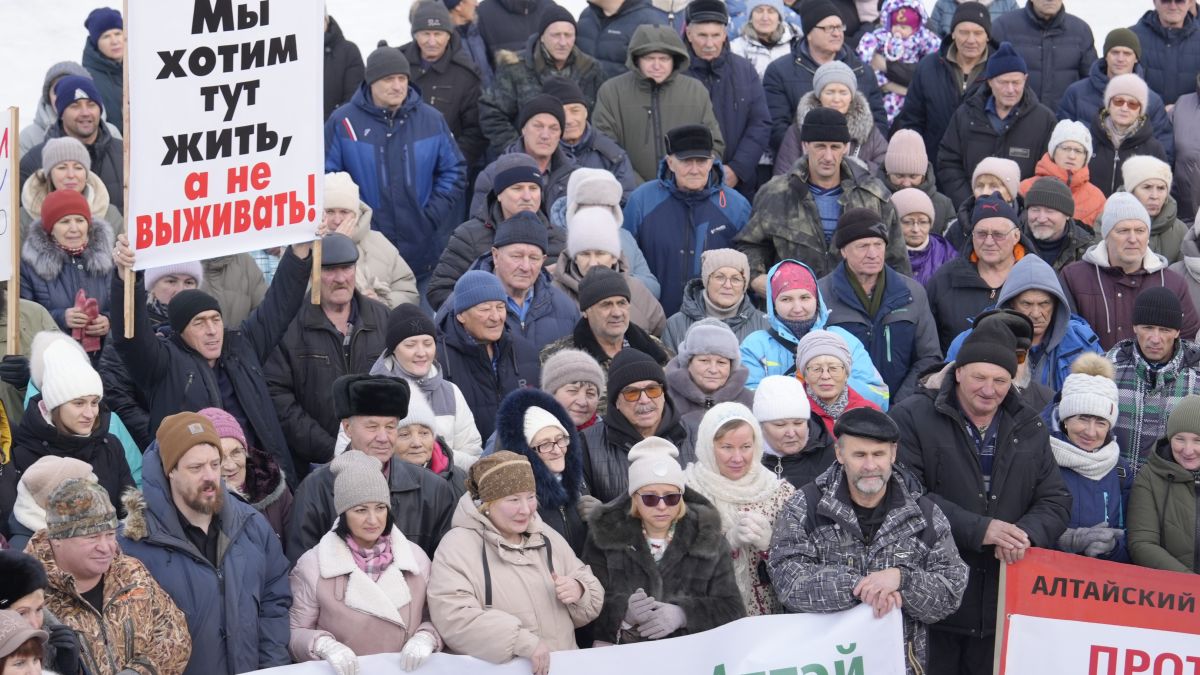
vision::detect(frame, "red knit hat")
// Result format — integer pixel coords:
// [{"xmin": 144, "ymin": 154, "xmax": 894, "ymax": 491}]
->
[
  {"xmin": 40, "ymin": 189, "xmax": 91, "ymax": 234},
  {"xmin": 771, "ymin": 261, "xmax": 817, "ymax": 300}
]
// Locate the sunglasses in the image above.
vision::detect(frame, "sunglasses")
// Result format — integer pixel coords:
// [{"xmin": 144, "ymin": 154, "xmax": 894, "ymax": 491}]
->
[
  {"xmin": 636, "ymin": 492, "xmax": 683, "ymax": 507},
  {"xmin": 619, "ymin": 384, "xmax": 665, "ymax": 402},
  {"xmin": 1109, "ymin": 96, "xmax": 1142, "ymax": 111}
]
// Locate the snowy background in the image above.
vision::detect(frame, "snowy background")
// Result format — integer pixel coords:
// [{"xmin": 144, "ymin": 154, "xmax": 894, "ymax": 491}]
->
[{"xmin": 1, "ymin": 0, "xmax": 1150, "ymax": 129}]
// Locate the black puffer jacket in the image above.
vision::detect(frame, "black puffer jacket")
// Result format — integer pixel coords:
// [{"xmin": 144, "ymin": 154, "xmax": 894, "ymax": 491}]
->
[
  {"xmin": 399, "ymin": 37, "xmax": 486, "ymax": 167},
  {"xmin": 580, "ymin": 397, "xmax": 694, "ymax": 503},
  {"xmin": 476, "ymin": 0, "xmax": 553, "ymax": 64},
  {"xmin": 323, "ymin": 16, "xmax": 364, "ymax": 118},
  {"xmin": 759, "ymin": 416, "xmax": 837, "ymax": 490},
  {"xmin": 990, "ymin": 3, "xmax": 1095, "ymax": 112},
  {"xmin": 576, "ymin": 0, "xmax": 669, "ymax": 79},
  {"xmin": 97, "ymin": 300, "xmax": 170, "ymax": 449},
  {"xmin": 1087, "ymin": 113, "xmax": 1168, "ymax": 197}
]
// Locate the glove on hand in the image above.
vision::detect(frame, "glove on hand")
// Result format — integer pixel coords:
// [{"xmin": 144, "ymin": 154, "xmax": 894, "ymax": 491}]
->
[
  {"xmin": 0, "ymin": 355, "xmax": 30, "ymax": 388},
  {"xmin": 400, "ymin": 631, "xmax": 437, "ymax": 671},
  {"xmin": 1081, "ymin": 527, "xmax": 1122, "ymax": 558},
  {"xmin": 1058, "ymin": 526, "xmax": 1118, "ymax": 556},
  {"xmin": 624, "ymin": 588, "xmax": 656, "ymax": 626},
  {"xmin": 728, "ymin": 512, "xmax": 770, "ymax": 549},
  {"xmin": 637, "ymin": 602, "xmax": 687, "ymax": 640},
  {"xmin": 46, "ymin": 622, "xmax": 81, "ymax": 675},
  {"xmin": 576, "ymin": 495, "xmax": 602, "ymax": 522},
  {"xmin": 314, "ymin": 635, "xmax": 359, "ymax": 675}
]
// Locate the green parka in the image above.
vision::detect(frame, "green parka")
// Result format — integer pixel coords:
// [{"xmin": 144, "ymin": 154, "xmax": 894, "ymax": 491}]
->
[{"xmin": 1128, "ymin": 439, "xmax": 1199, "ymax": 574}]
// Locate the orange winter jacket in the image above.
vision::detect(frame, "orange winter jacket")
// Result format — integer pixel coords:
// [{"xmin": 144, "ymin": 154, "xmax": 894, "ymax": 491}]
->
[{"xmin": 1019, "ymin": 153, "xmax": 1107, "ymax": 228}]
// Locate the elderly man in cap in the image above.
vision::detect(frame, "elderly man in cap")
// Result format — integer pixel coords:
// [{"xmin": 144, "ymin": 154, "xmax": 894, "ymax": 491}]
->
[
  {"xmin": 624, "ymin": 124, "xmax": 752, "ymax": 316},
  {"xmin": 265, "ymin": 233, "xmax": 391, "ymax": 475},
  {"xmin": 119, "ymin": 412, "xmax": 291, "ymax": 675},
  {"xmin": 542, "ymin": 77, "xmax": 639, "ymax": 202},
  {"xmin": 990, "ymin": 0, "xmax": 1096, "ymax": 112},
  {"xmin": 818, "ymin": 208, "xmax": 941, "ymax": 401},
  {"xmin": 501, "ymin": 94, "xmax": 579, "ymax": 217},
  {"xmin": 891, "ymin": 322, "xmax": 1070, "ymax": 675},
  {"xmin": 770, "ymin": 407, "xmax": 968, "ymax": 675},
  {"xmin": 25, "ymin": 479, "xmax": 191, "ymax": 675},
  {"xmin": 111, "ymin": 234, "xmax": 313, "ymax": 485},
  {"xmin": 287, "ymin": 374, "xmax": 458, "ymax": 562},
  {"xmin": 325, "ymin": 45, "xmax": 467, "ymax": 288},
  {"xmin": 1020, "ymin": 177, "xmax": 1096, "ymax": 270},
  {"xmin": 0, "ymin": 550, "xmax": 83, "ymax": 675}
]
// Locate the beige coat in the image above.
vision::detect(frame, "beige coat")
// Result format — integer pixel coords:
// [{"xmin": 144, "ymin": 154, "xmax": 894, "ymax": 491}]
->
[
  {"xmin": 288, "ymin": 529, "xmax": 440, "ymax": 659},
  {"xmin": 201, "ymin": 253, "xmax": 267, "ymax": 327},
  {"xmin": 20, "ymin": 170, "xmax": 125, "ymax": 236},
  {"xmin": 427, "ymin": 494, "xmax": 604, "ymax": 662},
  {"xmin": 552, "ymin": 251, "xmax": 666, "ymax": 337},
  {"xmin": 346, "ymin": 200, "xmax": 419, "ymax": 309}
]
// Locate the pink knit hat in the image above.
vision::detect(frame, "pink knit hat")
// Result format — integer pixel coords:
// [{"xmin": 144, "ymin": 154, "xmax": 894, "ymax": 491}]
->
[
  {"xmin": 1104, "ymin": 73, "xmax": 1149, "ymax": 112},
  {"xmin": 884, "ymin": 129, "xmax": 927, "ymax": 176},
  {"xmin": 891, "ymin": 188, "xmax": 935, "ymax": 221},
  {"xmin": 972, "ymin": 157, "xmax": 1021, "ymax": 200},
  {"xmin": 197, "ymin": 407, "xmax": 247, "ymax": 448}
]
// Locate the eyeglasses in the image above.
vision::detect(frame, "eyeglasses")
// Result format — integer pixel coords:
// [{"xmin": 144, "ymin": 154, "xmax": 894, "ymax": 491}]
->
[
  {"xmin": 636, "ymin": 492, "xmax": 683, "ymax": 507},
  {"xmin": 804, "ymin": 363, "xmax": 846, "ymax": 377},
  {"xmin": 973, "ymin": 227, "xmax": 1018, "ymax": 242},
  {"xmin": 1055, "ymin": 145, "xmax": 1087, "ymax": 156},
  {"xmin": 534, "ymin": 435, "xmax": 569, "ymax": 455},
  {"xmin": 620, "ymin": 384, "xmax": 665, "ymax": 402},
  {"xmin": 812, "ymin": 23, "xmax": 845, "ymax": 35},
  {"xmin": 710, "ymin": 273, "xmax": 746, "ymax": 288},
  {"xmin": 1109, "ymin": 96, "xmax": 1142, "ymax": 111}
]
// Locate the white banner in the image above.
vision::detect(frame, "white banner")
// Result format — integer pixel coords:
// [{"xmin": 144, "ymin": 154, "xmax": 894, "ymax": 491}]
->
[
  {"xmin": 0, "ymin": 109, "xmax": 14, "ymax": 282},
  {"xmin": 1003, "ymin": 614, "xmax": 1200, "ymax": 673},
  {"xmin": 246, "ymin": 604, "xmax": 904, "ymax": 675},
  {"xmin": 126, "ymin": 0, "xmax": 323, "ymax": 269}
]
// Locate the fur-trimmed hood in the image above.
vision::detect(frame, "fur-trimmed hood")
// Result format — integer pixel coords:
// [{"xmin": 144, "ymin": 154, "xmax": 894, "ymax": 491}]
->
[
  {"xmin": 795, "ymin": 91, "xmax": 875, "ymax": 145},
  {"xmin": 21, "ymin": 215, "xmax": 114, "ymax": 281},
  {"xmin": 586, "ymin": 488, "xmax": 723, "ymax": 558},
  {"xmin": 494, "ymin": 388, "xmax": 584, "ymax": 509}
]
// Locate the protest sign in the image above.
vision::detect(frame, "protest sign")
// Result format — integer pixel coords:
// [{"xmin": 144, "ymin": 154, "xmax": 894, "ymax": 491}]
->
[
  {"xmin": 247, "ymin": 604, "xmax": 905, "ymax": 675},
  {"xmin": 1, "ymin": 109, "xmax": 18, "ymax": 352},
  {"xmin": 125, "ymin": 0, "xmax": 323, "ymax": 270},
  {"xmin": 995, "ymin": 548, "xmax": 1200, "ymax": 674}
]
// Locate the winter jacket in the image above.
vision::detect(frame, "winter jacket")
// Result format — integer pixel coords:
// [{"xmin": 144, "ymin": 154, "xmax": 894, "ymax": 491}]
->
[
  {"xmin": 1088, "ymin": 114, "xmax": 1167, "ymax": 198},
  {"xmin": 891, "ymin": 376, "xmax": 1072, "ymax": 636},
  {"xmin": 427, "ymin": 494, "xmax": 604, "ymax": 660},
  {"xmin": 1057, "ymin": 59, "xmax": 1175, "ymax": 164},
  {"xmin": 925, "ymin": 236, "xmax": 1037, "ymax": 351},
  {"xmin": 946, "ymin": 255, "xmax": 1102, "ymax": 392},
  {"xmin": 664, "ymin": 354, "xmax": 755, "ymax": 423},
  {"xmin": 1060, "ymin": 242, "xmax": 1200, "ymax": 350},
  {"xmin": 592, "ymin": 26, "xmax": 726, "ymax": 182},
  {"xmin": 774, "ymin": 92, "xmax": 890, "ymax": 175},
  {"xmin": 1168, "ymin": 227, "xmax": 1200, "ymax": 319},
  {"xmin": 370, "ymin": 355, "xmax": 484, "ymax": 466},
  {"xmin": 686, "ymin": 46, "xmax": 772, "ymax": 190},
  {"xmin": 769, "ymin": 464, "xmax": 968, "ymax": 674},
  {"xmin": 581, "ymin": 396, "xmax": 693, "ymax": 503},
  {"xmin": 763, "ymin": 38, "xmax": 887, "ymax": 150},
  {"xmin": 880, "ymin": 165, "xmax": 956, "ymax": 236},
  {"xmin": 553, "ymin": 251, "xmax": 665, "ymax": 336},
  {"xmin": 20, "ymin": 215, "xmax": 114, "ymax": 333},
  {"xmin": 1045, "ymin": 411, "xmax": 1129, "ymax": 563},
  {"xmin": 111, "ymin": 247, "xmax": 313, "ymax": 484},
  {"xmin": 324, "ymin": 83, "xmax": 467, "ymax": 276},
  {"xmin": 1131, "ymin": 9, "xmax": 1200, "ymax": 106},
  {"xmin": 231, "ymin": 445, "xmax": 293, "ymax": 541},
  {"xmin": 581, "ymin": 489, "xmax": 745, "ymax": 643},
  {"xmin": 288, "ymin": 529, "xmax": 438, "ymax": 660},
  {"xmin": 81, "ymin": 40, "xmax": 123, "ymax": 134},
  {"xmin": 559, "ymin": 125, "xmax": 641, "ymax": 203},
  {"xmin": 434, "ymin": 304, "xmax": 541, "ymax": 441},
  {"xmin": 323, "ymin": 16, "xmax": 364, "ymax": 119},
  {"xmin": 736, "ymin": 159, "xmax": 909, "ymax": 281},
  {"xmin": 21, "ymin": 169, "xmax": 124, "ymax": 235},
  {"xmin": 457, "ymin": 20, "xmax": 497, "ymax": 89},
  {"xmin": 477, "ymin": 0, "xmax": 553, "ymax": 63},
  {"xmin": 264, "ymin": 293, "xmax": 390, "ymax": 470},
  {"xmin": 400, "ymin": 38, "xmax": 486, "ymax": 167},
  {"xmin": 200, "ymin": 253, "xmax": 266, "ymax": 328},
  {"xmin": 936, "ymin": 86, "xmax": 1058, "ymax": 206},
  {"xmin": 26, "ymin": 529, "xmax": 191, "ymax": 675},
  {"xmin": 576, "ymin": 0, "xmax": 670, "ymax": 79},
  {"xmin": 1147, "ymin": 196, "xmax": 1190, "ymax": 265},
  {"xmin": 991, "ymin": 4, "xmax": 1094, "ymax": 113},
  {"xmin": 855, "ymin": 0, "xmax": 942, "ymax": 123},
  {"xmin": 119, "ymin": 448, "xmax": 292, "ymax": 675},
  {"xmin": 1177, "ymin": 91, "xmax": 1200, "ymax": 222},
  {"xmin": 1017, "ymin": 153, "xmax": 1108, "ymax": 228},
  {"xmin": 907, "ymin": 234, "xmax": 958, "ymax": 287},
  {"xmin": 0, "ymin": 299, "xmax": 58, "ymax": 432},
  {"xmin": 539, "ymin": 317, "xmax": 673, "ymax": 374},
  {"xmin": 662, "ymin": 279, "xmax": 769, "ymax": 348},
  {"xmin": 450, "ymin": 255, "xmax": 577, "ymax": 350},
  {"xmin": 1127, "ymin": 439, "xmax": 1199, "ymax": 573},
  {"xmin": 739, "ymin": 260, "xmax": 888, "ymax": 407},
  {"xmin": 20, "ymin": 122, "xmax": 124, "ymax": 211},
  {"xmin": 819, "ymin": 263, "xmax": 942, "ymax": 400},
  {"xmin": 480, "ymin": 35, "xmax": 607, "ymax": 154},
  {"xmin": 624, "ymin": 160, "xmax": 752, "ymax": 315},
  {"xmin": 730, "ymin": 21, "xmax": 800, "ymax": 78},
  {"xmin": 338, "ymin": 200, "xmax": 419, "ymax": 308},
  {"xmin": 927, "ymin": 0, "xmax": 1019, "ymax": 38},
  {"xmin": 760, "ymin": 417, "xmax": 838, "ymax": 489}
]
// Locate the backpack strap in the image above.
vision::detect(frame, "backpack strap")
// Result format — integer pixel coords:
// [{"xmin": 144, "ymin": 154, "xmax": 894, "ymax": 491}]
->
[
  {"xmin": 481, "ymin": 533, "xmax": 556, "ymax": 609},
  {"xmin": 913, "ymin": 495, "xmax": 941, "ymax": 549}
]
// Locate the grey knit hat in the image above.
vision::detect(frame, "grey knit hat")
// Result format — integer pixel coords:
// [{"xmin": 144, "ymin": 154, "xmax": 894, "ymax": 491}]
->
[
  {"xmin": 1099, "ymin": 192, "xmax": 1151, "ymax": 239},
  {"xmin": 41, "ymin": 137, "xmax": 91, "ymax": 178},
  {"xmin": 541, "ymin": 348, "xmax": 606, "ymax": 396},
  {"xmin": 46, "ymin": 479, "xmax": 117, "ymax": 540},
  {"xmin": 795, "ymin": 329, "xmax": 852, "ymax": 371},
  {"xmin": 677, "ymin": 318, "xmax": 740, "ymax": 366},
  {"xmin": 1167, "ymin": 395, "xmax": 1200, "ymax": 440},
  {"xmin": 700, "ymin": 248, "xmax": 749, "ymax": 287},
  {"xmin": 812, "ymin": 61, "xmax": 858, "ymax": 96},
  {"xmin": 365, "ymin": 46, "xmax": 410, "ymax": 84},
  {"xmin": 332, "ymin": 451, "xmax": 391, "ymax": 515}
]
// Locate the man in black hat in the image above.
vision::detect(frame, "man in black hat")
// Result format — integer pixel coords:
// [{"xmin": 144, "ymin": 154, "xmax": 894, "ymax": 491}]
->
[
  {"xmin": 770, "ymin": 407, "xmax": 968, "ymax": 675},
  {"xmin": 506, "ymin": 94, "xmax": 579, "ymax": 211},
  {"xmin": 542, "ymin": 76, "xmax": 638, "ymax": 202},
  {"xmin": 623, "ymin": 124, "xmax": 752, "ymax": 315},
  {"xmin": 286, "ymin": 374, "xmax": 457, "ymax": 562},
  {"xmin": 891, "ymin": 322, "xmax": 1070, "ymax": 675},
  {"xmin": 265, "ymin": 232, "xmax": 391, "ymax": 475},
  {"xmin": 1021, "ymin": 177, "xmax": 1096, "ymax": 271}
]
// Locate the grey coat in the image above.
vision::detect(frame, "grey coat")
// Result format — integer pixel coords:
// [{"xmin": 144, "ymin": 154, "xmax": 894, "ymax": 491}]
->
[
  {"xmin": 1167, "ymin": 227, "xmax": 1200, "ymax": 321},
  {"xmin": 662, "ymin": 279, "xmax": 770, "ymax": 349}
]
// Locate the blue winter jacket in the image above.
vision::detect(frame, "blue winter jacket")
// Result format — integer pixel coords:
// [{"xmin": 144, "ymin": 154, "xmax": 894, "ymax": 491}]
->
[
  {"xmin": 119, "ymin": 447, "xmax": 292, "ymax": 675},
  {"xmin": 740, "ymin": 259, "xmax": 889, "ymax": 409},
  {"xmin": 1131, "ymin": 10, "xmax": 1200, "ymax": 106},
  {"xmin": 1057, "ymin": 59, "xmax": 1175, "ymax": 163},
  {"xmin": 623, "ymin": 159, "xmax": 752, "ymax": 316},
  {"xmin": 576, "ymin": 0, "xmax": 669, "ymax": 80},
  {"xmin": 324, "ymin": 82, "xmax": 467, "ymax": 276},
  {"xmin": 1042, "ymin": 413, "xmax": 1130, "ymax": 563},
  {"xmin": 685, "ymin": 47, "xmax": 772, "ymax": 187}
]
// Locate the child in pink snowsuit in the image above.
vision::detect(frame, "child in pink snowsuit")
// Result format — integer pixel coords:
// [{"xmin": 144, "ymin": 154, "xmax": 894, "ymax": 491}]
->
[{"xmin": 856, "ymin": 0, "xmax": 941, "ymax": 123}]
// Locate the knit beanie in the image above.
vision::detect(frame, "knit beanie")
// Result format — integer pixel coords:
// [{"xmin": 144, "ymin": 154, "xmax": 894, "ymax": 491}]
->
[
  {"xmin": 607, "ymin": 348, "xmax": 666, "ymax": 406},
  {"xmin": 1048, "ymin": 120, "xmax": 1093, "ymax": 164},
  {"xmin": 365, "ymin": 46, "xmax": 410, "ymax": 84},
  {"xmin": 331, "ymin": 451, "xmax": 390, "ymax": 515},
  {"xmin": 972, "ymin": 192, "xmax": 1019, "ymax": 230},
  {"xmin": 523, "ymin": 406, "xmax": 568, "ymax": 447},
  {"xmin": 18, "ymin": 456, "xmax": 95, "ymax": 511},
  {"xmin": 973, "ymin": 157, "xmax": 1021, "ymax": 200},
  {"xmin": 399, "ymin": 388, "xmax": 438, "ymax": 430},
  {"xmin": 197, "ymin": 407, "xmax": 246, "ymax": 448},
  {"xmin": 0, "ymin": 551, "xmax": 49, "ymax": 610},
  {"xmin": 324, "ymin": 171, "xmax": 361, "ymax": 211},
  {"xmin": 566, "ymin": 168, "xmax": 623, "ymax": 225},
  {"xmin": 795, "ymin": 329, "xmax": 851, "ymax": 372},
  {"xmin": 950, "ymin": 1, "xmax": 991, "ymax": 36},
  {"xmin": 578, "ymin": 266, "xmax": 630, "ymax": 311},
  {"xmin": 84, "ymin": 7, "xmax": 122, "ymax": 47},
  {"xmin": 53, "ymin": 75, "xmax": 103, "ymax": 118},
  {"xmin": 45, "ymin": 479, "xmax": 117, "ymax": 540},
  {"xmin": 493, "ymin": 164, "xmax": 545, "ymax": 195},
  {"xmin": 411, "ymin": 1, "xmax": 453, "ymax": 34},
  {"xmin": 541, "ymin": 75, "xmax": 587, "ymax": 107},
  {"xmin": 800, "ymin": 0, "xmax": 840, "ymax": 37},
  {"xmin": 466, "ymin": 450, "xmax": 536, "ymax": 503},
  {"xmin": 752, "ymin": 375, "xmax": 811, "ymax": 421},
  {"xmin": 29, "ymin": 331, "xmax": 85, "ymax": 389},
  {"xmin": 157, "ymin": 411, "xmax": 222, "ymax": 474},
  {"xmin": 1104, "ymin": 73, "xmax": 1149, "ymax": 111},
  {"xmin": 884, "ymin": 129, "xmax": 927, "ymax": 176},
  {"xmin": 800, "ymin": 107, "xmax": 851, "ymax": 143},
  {"xmin": 143, "ymin": 261, "xmax": 204, "ymax": 292},
  {"xmin": 538, "ymin": 4, "xmax": 577, "ymax": 36},
  {"xmin": 541, "ymin": 348, "xmax": 606, "ymax": 397},
  {"xmin": 1166, "ymin": 395, "xmax": 1200, "ymax": 440},
  {"xmin": 1122, "ymin": 155, "xmax": 1172, "ymax": 192},
  {"xmin": 985, "ymin": 41, "xmax": 1026, "ymax": 79},
  {"xmin": 701, "ymin": 248, "xmax": 750, "ymax": 286},
  {"xmin": 567, "ymin": 207, "xmax": 622, "ymax": 258},
  {"xmin": 168, "ymin": 289, "xmax": 222, "ymax": 335},
  {"xmin": 1025, "ymin": 177, "xmax": 1075, "ymax": 218},
  {"xmin": 955, "ymin": 321, "xmax": 1017, "ymax": 377},
  {"xmin": 41, "ymin": 137, "xmax": 91, "ymax": 178},
  {"xmin": 686, "ymin": 0, "xmax": 729, "ymax": 24},
  {"xmin": 40, "ymin": 341, "xmax": 103, "ymax": 410},
  {"xmin": 626, "ymin": 437, "xmax": 686, "ymax": 495},
  {"xmin": 1099, "ymin": 192, "xmax": 1151, "ymax": 239},
  {"xmin": 771, "ymin": 261, "xmax": 817, "ymax": 299},
  {"xmin": 386, "ymin": 302, "xmax": 437, "ymax": 353},
  {"xmin": 0, "ymin": 610, "xmax": 46, "ymax": 659},
  {"xmin": 1104, "ymin": 28, "xmax": 1142, "ymax": 61},
  {"xmin": 493, "ymin": 211, "xmax": 549, "ymax": 252},
  {"xmin": 813, "ymin": 61, "xmax": 858, "ymax": 96},
  {"xmin": 833, "ymin": 207, "xmax": 889, "ymax": 249},
  {"xmin": 1132, "ymin": 286, "xmax": 1183, "ymax": 330},
  {"xmin": 891, "ymin": 188, "xmax": 935, "ymax": 221},
  {"xmin": 974, "ymin": 309, "xmax": 1034, "ymax": 352},
  {"xmin": 677, "ymin": 318, "xmax": 741, "ymax": 366},
  {"xmin": 40, "ymin": 189, "xmax": 90, "ymax": 234},
  {"xmin": 1057, "ymin": 353, "xmax": 1119, "ymax": 426},
  {"xmin": 517, "ymin": 94, "xmax": 566, "ymax": 132},
  {"xmin": 453, "ymin": 270, "xmax": 507, "ymax": 315}
]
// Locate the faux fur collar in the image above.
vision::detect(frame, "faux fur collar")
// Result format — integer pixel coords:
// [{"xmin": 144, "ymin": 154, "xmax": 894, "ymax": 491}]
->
[
  {"xmin": 494, "ymin": 388, "xmax": 584, "ymax": 509},
  {"xmin": 316, "ymin": 529, "xmax": 420, "ymax": 627},
  {"xmin": 21, "ymin": 215, "xmax": 114, "ymax": 280},
  {"xmin": 587, "ymin": 489, "xmax": 723, "ymax": 559},
  {"xmin": 796, "ymin": 91, "xmax": 875, "ymax": 145}
]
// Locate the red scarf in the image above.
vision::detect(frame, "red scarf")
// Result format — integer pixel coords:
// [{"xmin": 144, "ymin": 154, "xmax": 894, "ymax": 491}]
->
[{"xmin": 429, "ymin": 441, "xmax": 450, "ymax": 475}]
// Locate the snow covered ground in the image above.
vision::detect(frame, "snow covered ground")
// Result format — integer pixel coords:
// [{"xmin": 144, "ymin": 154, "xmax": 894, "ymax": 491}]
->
[{"xmin": 0, "ymin": 0, "xmax": 1151, "ymax": 132}]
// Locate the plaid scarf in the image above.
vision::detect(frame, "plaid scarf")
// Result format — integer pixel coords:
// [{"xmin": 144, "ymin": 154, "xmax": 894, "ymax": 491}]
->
[
  {"xmin": 808, "ymin": 384, "xmax": 850, "ymax": 421},
  {"xmin": 346, "ymin": 534, "xmax": 394, "ymax": 581}
]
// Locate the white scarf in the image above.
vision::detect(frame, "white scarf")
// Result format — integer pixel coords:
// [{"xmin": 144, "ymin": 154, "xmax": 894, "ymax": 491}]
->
[{"xmin": 1049, "ymin": 434, "xmax": 1119, "ymax": 480}]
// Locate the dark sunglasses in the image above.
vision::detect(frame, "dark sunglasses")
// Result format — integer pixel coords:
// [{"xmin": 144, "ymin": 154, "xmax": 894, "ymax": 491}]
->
[
  {"xmin": 636, "ymin": 492, "xmax": 683, "ymax": 507},
  {"xmin": 620, "ymin": 384, "xmax": 665, "ymax": 402}
]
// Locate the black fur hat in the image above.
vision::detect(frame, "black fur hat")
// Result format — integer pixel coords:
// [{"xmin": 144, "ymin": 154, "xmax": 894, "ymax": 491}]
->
[
  {"xmin": 0, "ymin": 551, "xmax": 49, "ymax": 609},
  {"xmin": 333, "ymin": 374, "xmax": 411, "ymax": 420},
  {"xmin": 495, "ymin": 388, "xmax": 583, "ymax": 510}
]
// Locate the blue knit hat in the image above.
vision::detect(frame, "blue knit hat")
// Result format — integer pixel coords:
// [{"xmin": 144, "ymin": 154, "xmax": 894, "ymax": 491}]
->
[
  {"xmin": 985, "ymin": 42, "xmax": 1027, "ymax": 80},
  {"xmin": 53, "ymin": 75, "xmax": 103, "ymax": 118},
  {"xmin": 85, "ymin": 7, "xmax": 122, "ymax": 48},
  {"xmin": 453, "ymin": 270, "xmax": 507, "ymax": 315}
]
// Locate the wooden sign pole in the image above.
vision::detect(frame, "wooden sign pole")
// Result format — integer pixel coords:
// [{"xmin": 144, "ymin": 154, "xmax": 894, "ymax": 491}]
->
[
  {"xmin": 310, "ymin": 237, "xmax": 322, "ymax": 304},
  {"xmin": 122, "ymin": 0, "xmax": 135, "ymax": 338},
  {"xmin": 6, "ymin": 108, "xmax": 20, "ymax": 354}
]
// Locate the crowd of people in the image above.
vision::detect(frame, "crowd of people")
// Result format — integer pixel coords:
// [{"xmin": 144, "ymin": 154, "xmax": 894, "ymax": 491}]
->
[{"xmin": 2, "ymin": 0, "xmax": 1200, "ymax": 674}]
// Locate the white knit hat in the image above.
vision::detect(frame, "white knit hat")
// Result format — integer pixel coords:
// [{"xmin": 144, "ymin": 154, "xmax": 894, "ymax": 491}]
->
[
  {"xmin": 1100, "ymin": 192, "xmax": 1152, "ymax": 239},
  {"xmin": 324, "ymin": 171, "xmax": 361, "ymax": 212},
  {"xmin": 567, "ymin": 206, "xmax": 622, "ymax": 258},
  {"xmin": 1121, "ymin": 155, "xmax": 1172, "ymax": 192},
  {"xmin": 523, "ymin": 405, "xmax": 567, "ymax": 447},
  {"xmin": 753, "ymin": 375, "xmax": 811, "ymax": 421},
  {"xmin": 29, "ymin": 331, "xmax": 86, "ymax": 390},
  {"xmin": 143, "ymin": 262, "xmax": 204, "ymax": 291},
  {"xmin": 1048, "ymin": 120, "xmax": 1093, "ymax": 164},
  {"xmin": 398, "ymin": 387, "xmax": 438, "ymax": 431},
  {"xmin": 41, "ymin": 341, "xmax": 103, "ymax": 410},
  {"xmin": 627, "ymin": 437, "xmax": 686, "ymax": 495},
  {"xmin": 565, "ymin": 168, "xmax": 623, "ymax": 226},
  {"xmin": 972, "ymin": 157, "xmax": 1021, "ymax": 200},
  {"xmin": 1058, "ymin": 354, "xmax": 1119, "ymax": 426}
]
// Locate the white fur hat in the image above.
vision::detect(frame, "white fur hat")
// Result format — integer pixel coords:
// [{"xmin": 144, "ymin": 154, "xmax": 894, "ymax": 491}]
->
[{"xmin": 753, "ymin": 375, "xmax": 811, "ymax": 421}]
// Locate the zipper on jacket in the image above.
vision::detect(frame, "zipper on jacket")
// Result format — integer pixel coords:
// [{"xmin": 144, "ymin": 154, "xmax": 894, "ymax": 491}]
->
[
  {"xmin": 651, "ymin": 86, "xmax": 664, "ymax": 163},
  {"xmin": 885, "ymin": 325, "xmax": 892, "ymax": 363}
]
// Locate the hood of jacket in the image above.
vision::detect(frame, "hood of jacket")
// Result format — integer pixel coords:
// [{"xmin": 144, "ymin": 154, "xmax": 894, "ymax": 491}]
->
[
  {"xmin": 1031, "ymin": 152, "xmax": 1093, "ymax": 189},
  {"xmin": 654, "ymin": 154, "xmax": 726, "ymax": 198},
  {"xmin": 1151, "ymin": 196, "xmax": 1181, "ymax": 236},
  {"xmin": 995, "ymin": 255, "xmax": 1072, "ymax": 351},
  {"xmin": 496, "ymin": 0, "xmax": 544, "ymax": 16},
  {"xmin": 1084, "ymin": 58, "xmax": 1151, "ymax": 96},
  {"xmin": 21, "ymin": 172, "xmax": 114, "ymax": 221},
  {"xmin": 663, "ymin": 353, "xmax": 751, "ymax": 408},
  {"xmin": 21, "ymin": 215, "xmax": 115, "ymax": 281},
  {"xmin": 587, "ymin": 487, "xmax": 724, "ymax": 556},
  {"xmin": 1080, "ymin": 239, "xmax": 1169, "ymax": 273},
  {"xmin": 625, "ymin": 25, "xmax": 690, "ymax": 80},
  {"xmin": 324, "ymin": 14, "xmax": 347, "ymax": 47},
  {"xmin": 1146, "ymin": 436, "xmax": 1200, "ymax": 483},
  {"xmin": 346, "ymin": 199, "xmax": 376, "ymax": 244},
  {"xmin": 795, "ymin": 91, "xmax": 875, "ymax": 146},
  {"xmin": 763, "ymin": 259, "xmax": 832, "ymax": 343},
  {"xmin": 552, "ymin": 251, "xmax": 633, "ymax": 296},
  {"xmin": 494, "ymin": 388, "xmax": 584, "ymax": 509},
  {"xmin": 675, "ymin": 278, "xmax": 761, "ymax": 326}
]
